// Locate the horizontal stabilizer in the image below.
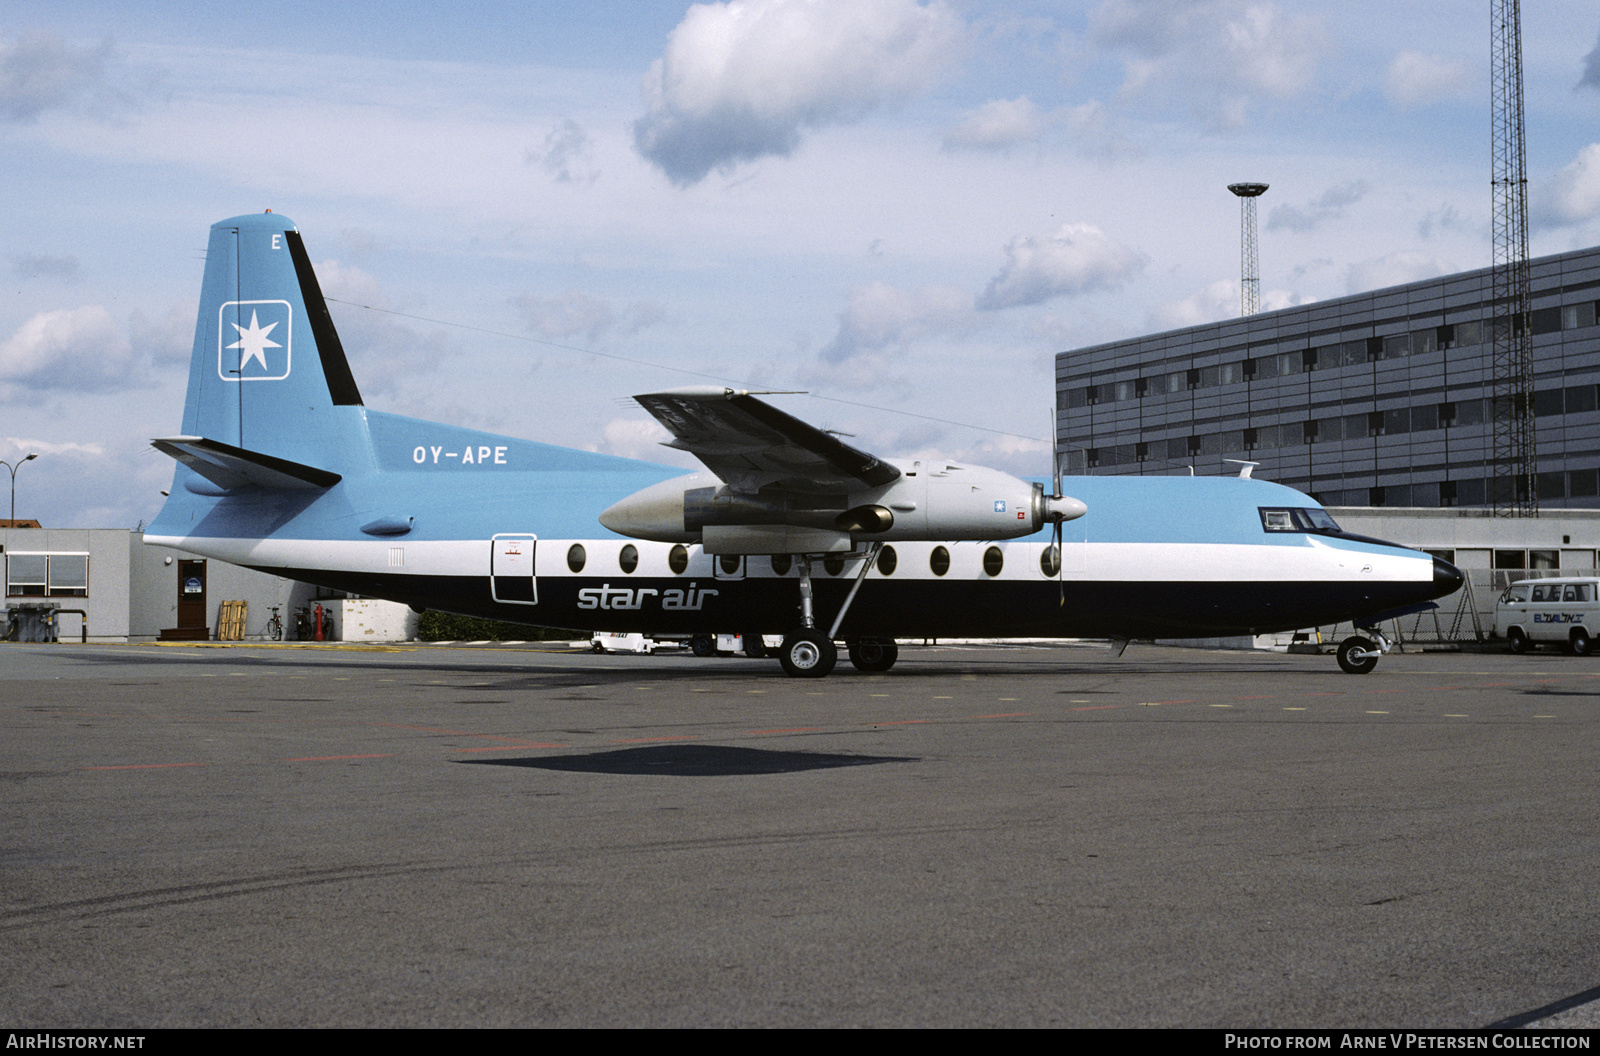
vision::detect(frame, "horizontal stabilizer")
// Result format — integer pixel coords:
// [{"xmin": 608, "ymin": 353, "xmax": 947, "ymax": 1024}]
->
[{"xmin": 151, "ymin": 436, "xmax": 342, "ymax": 492}]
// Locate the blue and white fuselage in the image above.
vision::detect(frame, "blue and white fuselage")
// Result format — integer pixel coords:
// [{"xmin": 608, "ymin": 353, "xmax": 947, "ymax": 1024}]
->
[{"xmin": 145, "ymin": 213, "xmax": 1462, "ymax": 674}]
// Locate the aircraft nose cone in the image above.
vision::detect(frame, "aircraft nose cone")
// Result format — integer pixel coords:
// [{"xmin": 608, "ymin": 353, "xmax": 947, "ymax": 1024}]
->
[{"xmin": 1433, "ymin": 555, "xmax": 1464, "ymax": 597}]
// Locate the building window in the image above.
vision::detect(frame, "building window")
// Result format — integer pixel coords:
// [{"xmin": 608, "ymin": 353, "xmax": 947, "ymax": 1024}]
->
[
  {"xmin": 1085, "ymin": 447, "xmax": 1100, "ymax": 468},
  {"xmin": 1242, "ymin": 428, "xmax": 1257, "ymax": 450},
  {"xmin": 1303, "ymin": 420, "xmax": 1319, "ymax": 444},
  {"xmin": 1367, "ymin": 411, "xmax": 1385, "ymax": 437},
  {"xmin": 1493, "ymin": 550, "xmax": 1526, "ymax": 570},
  {"xmin": 1135, "ymin": 442, "xmax": 1148, "ymax": 462},
  {"xmin": 1369, "ymin": 486, "xmax": 1386, "ymax": 506},
  {"xmin": 1134, "ymin": 377, "xmax": 1148, "ymax": 398},
  {"xmin": 1085, "ymin": 385, "xmax": 1100, "ymax": 406},
  {"xmin": 1187, "ymin": 435, "xmax": 1202, "ymax": 457},
  {"xmin": 1438, "ymin": 401, "xmax": 1457, "ymax": 428},
  {"xmin": 5, "ymin": 554, "xmax": 88, "ymax": 597}
]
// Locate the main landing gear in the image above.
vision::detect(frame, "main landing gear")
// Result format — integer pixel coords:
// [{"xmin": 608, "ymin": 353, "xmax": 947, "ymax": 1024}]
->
[{"xmin": 773, "ymin": 546, "xmax": 896, "ymax": 678}]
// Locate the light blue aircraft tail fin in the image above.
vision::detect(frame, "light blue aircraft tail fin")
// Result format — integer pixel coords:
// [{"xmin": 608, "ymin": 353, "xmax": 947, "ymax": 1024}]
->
[{"xmin": 171, "ymin": 211, "xmax": 367, "ymax": 480}]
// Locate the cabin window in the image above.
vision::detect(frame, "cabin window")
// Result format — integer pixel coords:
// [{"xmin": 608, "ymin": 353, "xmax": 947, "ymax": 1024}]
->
[
  {"xmin": 668, "ymin": 544, "xmax": 689, "ymax": 574},
  {"xmin": 566, "ymin": 544, "xmax": 586, "ymax": 573},
  {"xmin": 1040, "ymin": 545, "xmax": 1060, "ymax": 577},
  {"xmin": 720, "ymin": 554, "xmax": 743, "ymax": 576},
  {"xmin": 769, "ymin": 553, "xmax": 791, "ymax": 576},
  {"xmin": 929, "ymin": 546, "xmax": 950, "ymax": 576},
  {"xmin": 618, "ymin": 544, "xmax": 638, "ymax": 574},
  {"xmin": 822, "ymin": 555, "xmax": 845, "ymax": 576},
  {"xmin": 982, "ymin": 546, "xmax": 1004, "ymax": 577},
  {"xmin": 876, "ymin": 546, "xmax": 897, "ymax": 576}
]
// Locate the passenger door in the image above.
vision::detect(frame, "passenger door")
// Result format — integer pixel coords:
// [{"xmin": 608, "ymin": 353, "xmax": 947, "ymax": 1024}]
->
[{"xmin": 490, "ymin": 534, "xmax": 537, "ymax": 605}]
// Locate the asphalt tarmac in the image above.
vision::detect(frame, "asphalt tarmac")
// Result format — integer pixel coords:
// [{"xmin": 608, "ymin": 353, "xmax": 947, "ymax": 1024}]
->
[{"xmin": 2, "ymin": 640, "xmax": 1597, "ymax": 1028}]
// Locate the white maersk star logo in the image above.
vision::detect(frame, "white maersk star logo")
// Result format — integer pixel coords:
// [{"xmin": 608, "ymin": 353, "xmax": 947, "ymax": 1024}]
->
[{"xmin": 218, "ymin": 300, "xmax": 291, "ymax": 381}]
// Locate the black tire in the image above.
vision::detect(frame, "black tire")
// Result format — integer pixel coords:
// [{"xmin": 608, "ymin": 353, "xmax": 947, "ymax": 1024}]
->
[
  {"xmin": 690, "ymin": 633, "xmax": 716, "ymax": 658},
  {"xmin": 778, "ymin": 632, "xmax": 837, "ymax": 678},
  {"xmin": 847, "ymin": 638, "xmax": 899, "ymax": 672},
  {"xmin": 1336, "ymin": 636, "xmax": 1378, "ymax": 675},
  {"xmin": 1570, "ymin": 629, "xmax": 1592, "ymax": 656},
  {"xmin": 1507, "ymin": 627, "xmax": 1530, "ymax": 654},
  {"xmin": 742, "ymin": 632, "xmax": 767, "ymax": 659}
]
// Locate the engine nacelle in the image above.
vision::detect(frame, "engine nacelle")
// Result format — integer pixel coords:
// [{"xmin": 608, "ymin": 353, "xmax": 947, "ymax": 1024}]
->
[{"xmin": 598, "ymin": 460, "xmax": 1086, "ymax": 552}]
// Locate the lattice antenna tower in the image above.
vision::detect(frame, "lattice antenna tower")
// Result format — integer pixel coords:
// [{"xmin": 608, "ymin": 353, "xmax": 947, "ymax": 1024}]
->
[
  {"xmin": 1228, "ymin": 183, "xmax": 1268, "ymax": 316},
  {"xmin": 1491, "ymin": 0, "xmax": 1537, "ymax": 515}
]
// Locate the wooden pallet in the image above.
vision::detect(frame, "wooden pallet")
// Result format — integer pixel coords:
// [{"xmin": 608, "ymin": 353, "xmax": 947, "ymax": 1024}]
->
[{"xmin": 217, "ymin": 599, "xmax": 248, "ymax": 641}]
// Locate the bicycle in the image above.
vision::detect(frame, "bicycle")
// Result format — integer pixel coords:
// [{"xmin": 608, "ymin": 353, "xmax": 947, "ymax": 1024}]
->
[{"xmin": 265, "ymin": 606, "xmax": 283, "ymax": 641}]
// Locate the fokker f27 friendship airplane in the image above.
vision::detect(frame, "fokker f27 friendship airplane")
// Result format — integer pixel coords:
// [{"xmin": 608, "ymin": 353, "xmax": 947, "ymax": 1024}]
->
[{"xmin": 145, "ymin": 213, "xmax": 1463, "ymax": 676}]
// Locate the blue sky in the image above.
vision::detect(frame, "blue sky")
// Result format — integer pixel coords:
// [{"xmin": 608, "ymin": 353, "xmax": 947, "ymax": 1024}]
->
[{"xmin": 4, "ymin": 0, "xmax": 1600, "ymax": 528}]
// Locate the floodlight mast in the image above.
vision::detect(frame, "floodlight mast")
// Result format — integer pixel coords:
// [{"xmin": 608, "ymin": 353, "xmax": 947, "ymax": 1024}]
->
[{"xmin": 1228, "ymin": 182, "xmax": 1268, "ymax": 317}]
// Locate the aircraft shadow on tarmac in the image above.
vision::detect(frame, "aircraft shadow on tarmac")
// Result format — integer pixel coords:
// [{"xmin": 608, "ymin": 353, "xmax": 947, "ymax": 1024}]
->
[{"xmin": 461, "ymin": 743, "xmax": 918, "ymax": 777}]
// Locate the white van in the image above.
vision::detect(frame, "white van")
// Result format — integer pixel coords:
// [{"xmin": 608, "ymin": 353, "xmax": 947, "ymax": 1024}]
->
[{"xmin": 1494, "ymin": 577, "xmax": 1600, "ymax": 655}]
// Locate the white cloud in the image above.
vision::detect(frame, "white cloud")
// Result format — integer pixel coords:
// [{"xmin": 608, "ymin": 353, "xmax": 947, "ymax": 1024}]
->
[
  {"xmin": 1345, "ymin": 252, "xmax": 1453, "ymax": 295},
  {"xmin": 1, "ymin": 436, "xmax": 105, "ymax": 458},
  {"xmin": 1265, "ymin": 180, "xmax": 1368, "ymax": 232},
  {"xmin": 0, "ymin": 305, "xmax": 138, "ymax": 392},
  {"xmin": 316, "ymin": 260, "xmax": 450, "ymax": 398},
  {"xmin": 819, "ymin": 282, "xmax": 974, "ymax": 364},
  {"xmin": 1579, "ymin": 29, "xmax": 1600, "ymax": 92},
  {"xmin": 942, "ymin": 96, "xmax": 1046, "ymax": 152},
  {"xmin": 595, "ymin": 417, "xmax": 672, "ymax": 462},
  {"xmin": 633, "ymin": 0, "xmax": 965, "ymax": 185},
  {"xmin": 511, "ymin": 290, "xmax": 664, "ymax": 347},
  {"xmin": 1383, "ymin": 50, "xmax": 1472, "ymax": 111},
  {"xmin": 0, "ymin": 32, "xmax": 113, "ymax": 122},
  {"xmin": 13, "ymin": 254, "xmax": 79, "ymax": 279},
  {"xmin": 529, "ymin": 118, "xmax": 599, "ymax": 186},
  {"xmin": 1088, "ymin": 0, "xmax": 1326, "ymax": 129},
  {"xmin": 977, "ymin": 224, "xmax": 1146, "ymax": 310},
  {"xmin": 1532, "ymin": 144, "xmax": 1600, "ymax": 230},
  {"xmin": 1148, "ymin": 279, "xmax": 1239, "ymax": 330}
]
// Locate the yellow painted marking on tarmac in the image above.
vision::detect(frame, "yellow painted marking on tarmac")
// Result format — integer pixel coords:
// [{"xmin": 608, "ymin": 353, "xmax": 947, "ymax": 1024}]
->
[
  {"xmin": 1138, "ymin": 702, "xmax": 1160, "ymax": 706},
  {"xmin": 1535, "ymin": 714, "xmax": 1556, "ymax": 718},
  {"xmin": 934, "ymin": 695, "xmax": 952, "ymax": 699},
  {"xmin": 748, "ymin": 690, "xmax": 766, "ymax": 695},
  {"xmin": 1366, "ymin": 711, "xmax": 1389, "ymax": 715},
  {"xmin": 999, "ymin": 697, "xmax": 1018, "ymax": 702},
  {"xmin": 1209, "ymin": 704, "xmax": 1233, "ymax": 708},
  {"xmin": 871, "ymin": 693, "xmax": 890, "ymax": 697},
  {"xmin": 1445, "ymin": 714, "xmax": 1468, "ymax": 717},
  {"xmin": 1284, "ymin": 707, "xmax": 1306, "ymax": 711}
]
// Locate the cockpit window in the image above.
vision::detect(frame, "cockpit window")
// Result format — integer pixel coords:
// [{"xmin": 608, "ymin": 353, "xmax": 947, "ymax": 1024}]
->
[{"xmin": 1259, "ymin": 507, "xmax": 1344, "ymax": 534}]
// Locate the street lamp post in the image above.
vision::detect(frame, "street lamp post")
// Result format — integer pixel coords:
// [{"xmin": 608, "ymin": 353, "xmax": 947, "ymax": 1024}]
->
[{"xmin": 2, "ymin": 453, "xmax": 38, "ymax": 524}]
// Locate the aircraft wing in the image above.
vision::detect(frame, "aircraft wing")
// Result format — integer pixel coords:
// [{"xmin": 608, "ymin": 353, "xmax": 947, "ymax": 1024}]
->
[{"xmin": 634, "ymin": 388, "xmax": 901, "ymax": 494}]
